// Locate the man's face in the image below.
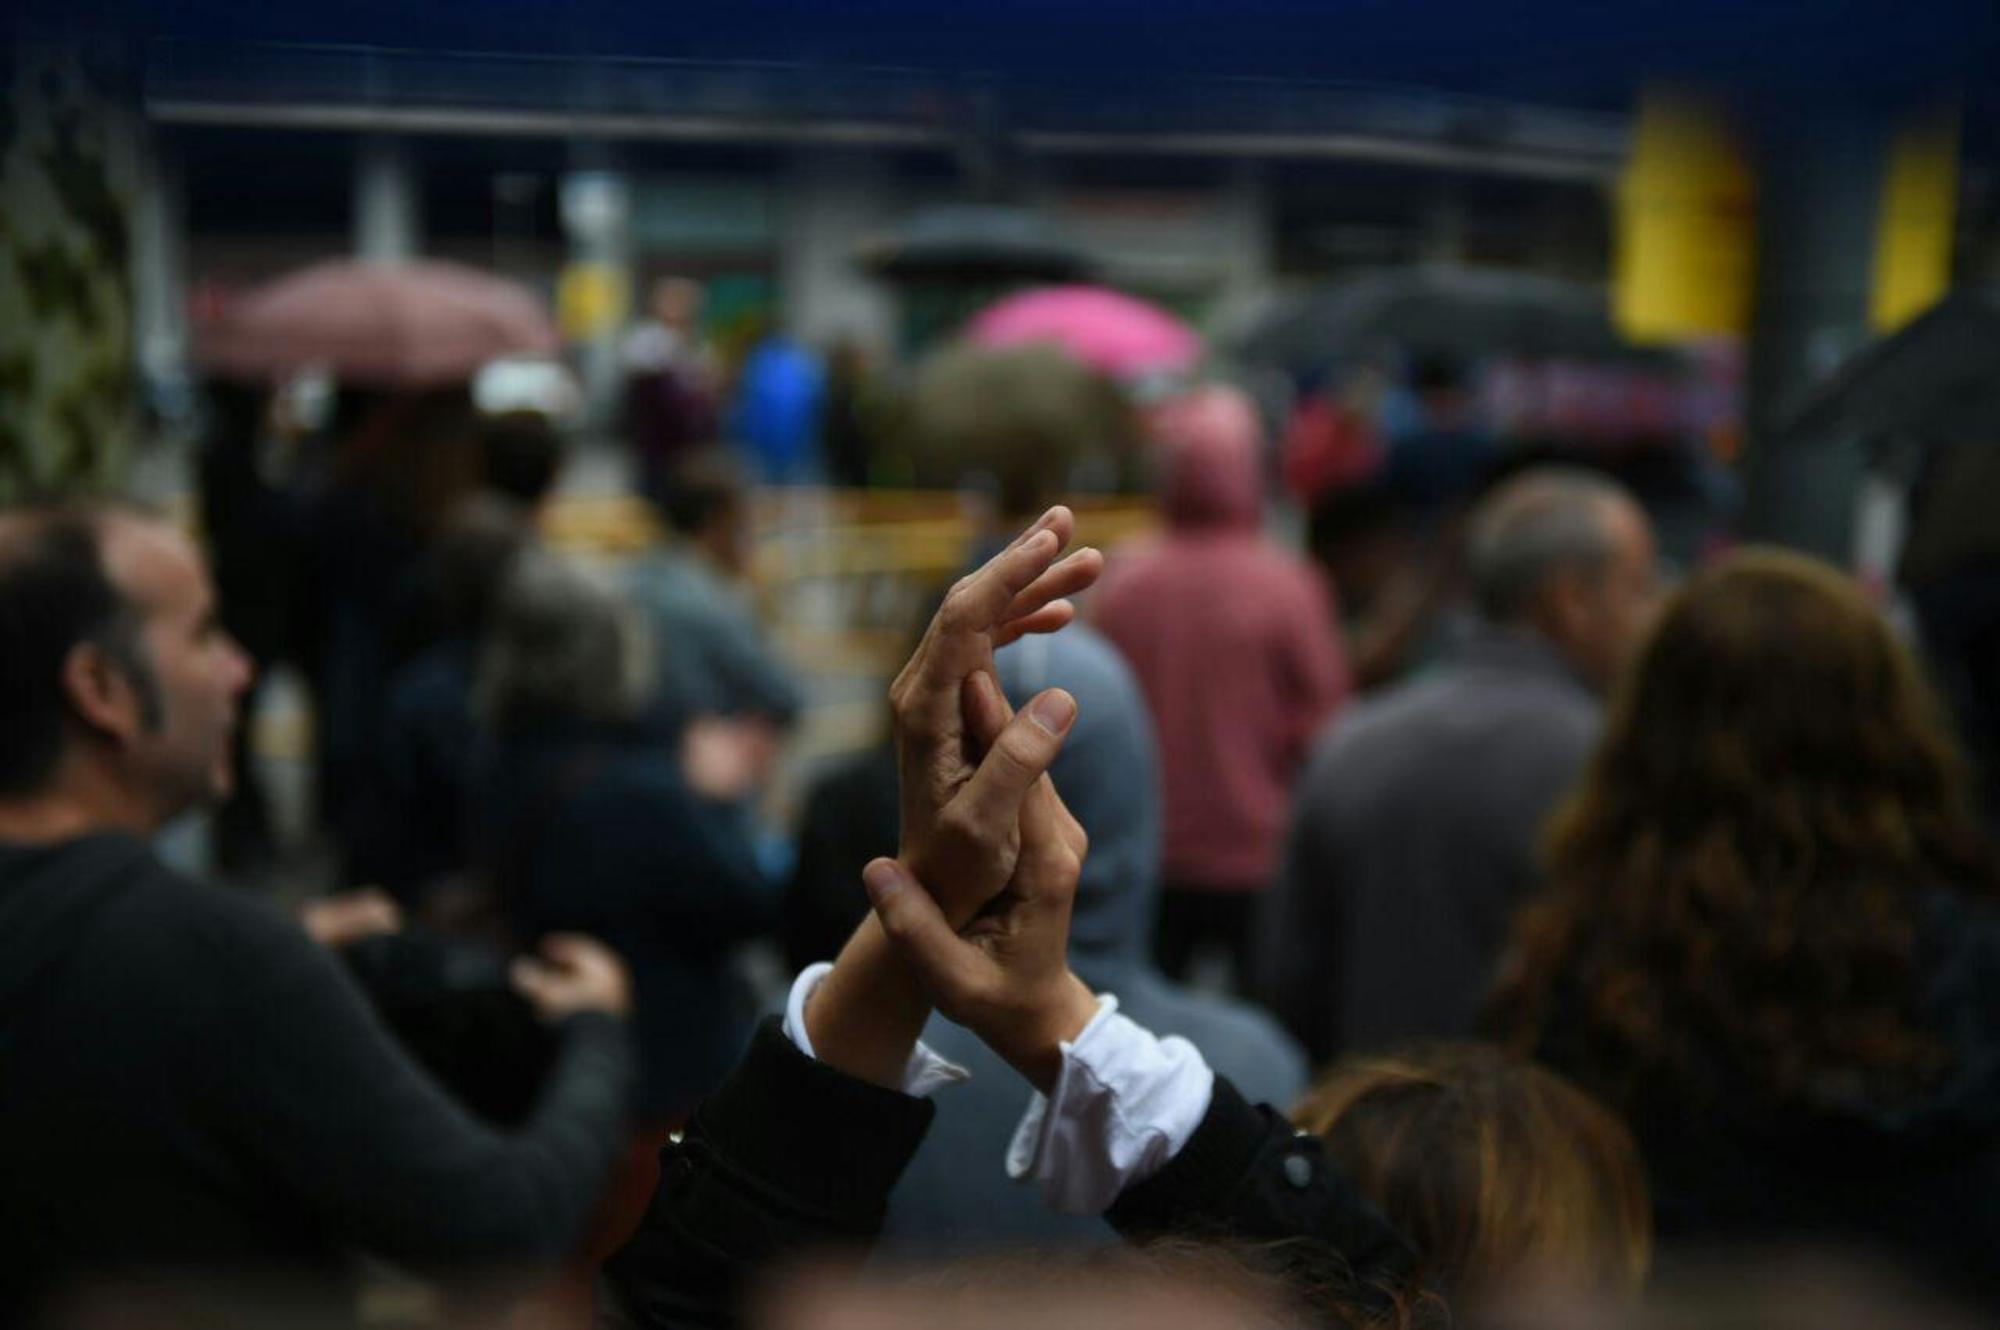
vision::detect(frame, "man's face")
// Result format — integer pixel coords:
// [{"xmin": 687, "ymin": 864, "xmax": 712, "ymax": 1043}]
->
[
  {"xmin": 1570, "ymin": 498, "xmax": 1661, "ymax": 691},
  {"xmin": 99, "ymin": 519, "xmax": 255, "ymax": 817}
]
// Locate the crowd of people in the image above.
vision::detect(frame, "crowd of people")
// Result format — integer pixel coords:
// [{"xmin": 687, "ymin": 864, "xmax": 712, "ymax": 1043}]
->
[{"xmin": 3, "ymin": 278, "xmax": 2000, "ymax": 1330}]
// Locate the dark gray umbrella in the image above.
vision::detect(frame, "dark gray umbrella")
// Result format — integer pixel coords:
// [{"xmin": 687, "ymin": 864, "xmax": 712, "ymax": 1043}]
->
[
  {"xmin": 1237, "ymin": 265, "xmax": 1667, "ymax": 371},
  {"xmin": 1783, "ymin": 289, "xmax": 2000, "ymax": 449},
  {"xmin": 858, "ymin": 204, "xmax": 1093, "ymax": 282}
]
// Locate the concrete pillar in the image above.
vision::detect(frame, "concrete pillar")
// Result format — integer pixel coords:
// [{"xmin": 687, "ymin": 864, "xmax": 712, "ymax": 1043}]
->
[
  {"xmin": 558, "ymin": 168, "xmax": 633, "ymax": 426},
  {"xmin": 353, "ymin": 135, "xmax": 421, "ymax": 262},
  {"xmin": 776, "ymin": 149, "xmax": 896, "ymax": 353},
  {"xmin": 1212, "ymin": 162, "xmax": 1277, "ymax": 329},
  {"xmin": 131, "ymin": 123, "xmax": 190, "ymax": 417},
  {"xmin": 1741, "ymin": 106, "xmax": 1893, "ymax": 560}
]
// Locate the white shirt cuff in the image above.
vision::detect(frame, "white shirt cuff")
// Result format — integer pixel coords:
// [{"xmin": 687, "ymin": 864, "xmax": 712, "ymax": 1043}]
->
[
  {"xmin": 782, "ymin": 961, "xmax": 970, "ymax": 1098},
  {"xmin": 1004, "ymin": 993, "xmax": 1217, "ymax": 1215}
]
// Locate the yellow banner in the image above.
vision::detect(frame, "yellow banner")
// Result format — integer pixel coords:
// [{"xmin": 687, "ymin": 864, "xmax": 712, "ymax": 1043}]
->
[
  {"xmin": 1613, "ymin": 91, "xmax": 1755, "ymax": 344},
  {"xmin": 1871, "ymin": 111, "xmax": 1960, "ymax": 332},
  {"xmin": 557, "ymin": 262, "xmax": 630, "ymax": 342}
]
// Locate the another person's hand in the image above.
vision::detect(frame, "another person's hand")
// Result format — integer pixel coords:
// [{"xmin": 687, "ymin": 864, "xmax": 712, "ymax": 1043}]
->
[
  {"xmin": 890, "ymin": 506, "xmax": 1101, "ymax": 925},
  {"xmin": 681, "ymin": 714, "xmax": 779, "ymax": 801},
  {"xmin": 510, "ymin": 934, "xmax": 634, "ymax": 1022},
  {"xmin": 298, "ymin": 888, "xmax": 403, "ymax": 949},
  {"xmin": 864, "ymin": 772, "xmax": 1097, "ymax": 1093}
]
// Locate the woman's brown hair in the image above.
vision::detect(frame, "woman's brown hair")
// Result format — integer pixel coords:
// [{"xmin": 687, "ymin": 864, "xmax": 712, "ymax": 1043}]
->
[
  {"xmin": 1293, "ymin": 1044, "xmax": 1652, "ymax": 1298},
  {"xmin": 1491, "ymin": 547, "xmax": 1999, "ymax": 1118}
]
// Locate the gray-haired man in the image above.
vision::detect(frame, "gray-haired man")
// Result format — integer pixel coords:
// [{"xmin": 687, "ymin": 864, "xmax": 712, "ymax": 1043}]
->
[{"xmin": 1256, "ymin": 468, "xmax": 1659, "ymax": 1062}]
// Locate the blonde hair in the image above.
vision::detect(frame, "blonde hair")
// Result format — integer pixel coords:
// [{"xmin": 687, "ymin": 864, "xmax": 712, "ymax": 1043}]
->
[{"xmin": 1294, "ymin": 1044, "xmax": 1651, "ymax": 1298}]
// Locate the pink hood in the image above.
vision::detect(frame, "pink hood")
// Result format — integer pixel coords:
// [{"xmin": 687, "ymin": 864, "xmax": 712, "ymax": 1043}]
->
[{"xmin": 1154, "ymin": 385, "xmax": 1264, "ymax": 530}]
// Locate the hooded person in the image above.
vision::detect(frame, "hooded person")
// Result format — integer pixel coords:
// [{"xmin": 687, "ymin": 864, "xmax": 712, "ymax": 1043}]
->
[
  {"xmin": 877, "ymin": 620, "xmax": 1310, "ymax": 1255},
  {"xmin": 1094, "ymin": 386, "xmax": 1351, "ymax": 988}
]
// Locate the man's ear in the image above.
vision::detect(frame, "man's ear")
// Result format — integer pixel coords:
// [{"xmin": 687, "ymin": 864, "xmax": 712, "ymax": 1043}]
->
[
  {"xmin": 1536, "ymin": 565, "xmax": 1594, "ymax": 646},
  {"xmin": 60, "ymin": 641, "xmax": 145, "ymax": 748}
]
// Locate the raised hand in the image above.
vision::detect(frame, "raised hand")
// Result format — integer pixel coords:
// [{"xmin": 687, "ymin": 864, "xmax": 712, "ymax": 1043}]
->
[
  {"xmin": 803, "ymin": 508, "xmax": 1098, "ymax": 1089},
  {"xmin": 864, "ymin": 640, "xmax": 1098, "ymax": 1092},
  {"xmin": 863, "ymin": 770, "xmax": 1097, "ymax": 1093},
  {"xmin": 889, "ymin": 506, "xmax": 1102, "ymax": 926}
]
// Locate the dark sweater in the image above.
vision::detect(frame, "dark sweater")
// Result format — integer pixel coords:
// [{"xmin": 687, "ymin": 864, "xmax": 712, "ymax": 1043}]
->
[
  {"xmin": 601, "ymin": 1019, "xmax": 1414, "ymax": 1329},
  {"xmin": 470, "ymin": 724, "xmax": 773, "ymax": 1121},
  {"xmin": 0, "ymin": 833, "xmax": 634, "ymax": 1321}
]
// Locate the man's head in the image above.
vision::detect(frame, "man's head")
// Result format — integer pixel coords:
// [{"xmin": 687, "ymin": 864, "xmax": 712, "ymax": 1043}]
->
[
  {"xmin": 1466, "ymin": 468, "xmax": 1658, "ymax": 691},
  {"xmin": 0, "ymin": 504, "xmax": 255, "ymax": 830},
  {"xmin": 477, "ymin": 549, "xmax": 652, "ymax": 733},
  {"xmin": 650, "ymin": 276, "xmax": 704, "ymax": 332},
  {"xmin": 656, "ymin": 447, "xmax": 752, "ymax": 575}
]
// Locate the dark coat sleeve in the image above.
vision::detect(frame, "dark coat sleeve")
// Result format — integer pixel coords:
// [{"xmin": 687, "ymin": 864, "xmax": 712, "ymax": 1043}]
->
[
  {"xmin": 1108, "ymin": 1077, "xmax": 1419, "ymax": 1319},
  {"xmin": 599, "ymin": 1019, "xmax": 936, "ymax": 1330},
  {"xmin": 211, "ymin": 904, "xmax": 635, "ymax": 1271},
  {"xmin": 600, "ymin": 1035, "xmax": 1414, "ymax": 1329}
]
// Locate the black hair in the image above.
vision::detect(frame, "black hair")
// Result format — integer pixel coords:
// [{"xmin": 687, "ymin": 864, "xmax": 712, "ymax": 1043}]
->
[
  {"xmin": 479, "ymin": 411, "xmax": 565, "ymax": 507},
  {"xmin": 1410, "ymin": 354, "xmax": 1469, "ymax": 395},
  {"xmin": 652, "ymin": 448, "xmax": 746, "ymax": 537},
  {"xmin": 0, "ymin": 505, "xmax": 164, "ymax": 795}
]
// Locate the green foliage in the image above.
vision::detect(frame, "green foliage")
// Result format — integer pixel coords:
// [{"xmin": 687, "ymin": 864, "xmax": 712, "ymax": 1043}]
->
[{"xmin": 0, "ymin": 44, "xmax": 138, "ymax": 505}]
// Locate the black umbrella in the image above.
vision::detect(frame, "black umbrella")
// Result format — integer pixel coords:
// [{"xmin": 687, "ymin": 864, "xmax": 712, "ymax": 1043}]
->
[
  {"xmin": 857, "ymin": 204, "xmax": 1093, "ymax": 283},
  {"xmin": 1237, "ymin": 265, "xmax": 1668, "ymax": 372},
  {"xmin": 1783, "ymin": 289, "xmax": 2000, "ymax": 450}
]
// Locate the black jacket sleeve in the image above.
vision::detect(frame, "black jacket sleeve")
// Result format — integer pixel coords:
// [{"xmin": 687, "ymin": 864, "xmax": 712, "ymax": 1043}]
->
[
  {"xmin": 599, "ymin": 1018, "xmax": 935, "ymax": 1329},
  {"xmin": 212, "ymin": 903, "xmax": 635, "ymax": 1271},
  {"xmin": 1108, "ymin": 1076, "xmax": 1418, "ymax": 1318},
  {"xmin": 599, "ymin": 1036, "xmax": 1414, "ymax": 1329}
]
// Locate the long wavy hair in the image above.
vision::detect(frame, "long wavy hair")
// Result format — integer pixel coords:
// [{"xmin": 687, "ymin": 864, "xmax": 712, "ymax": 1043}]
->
[{"xmin": 1491, "ymin": 548, "xmax": 1999, "ymax": 1120}]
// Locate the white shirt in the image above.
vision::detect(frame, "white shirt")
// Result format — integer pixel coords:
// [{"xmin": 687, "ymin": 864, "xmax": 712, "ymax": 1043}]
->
[{"xmin": 783, "ymin": 963, "xmax": 1215, "ymax": 1215}]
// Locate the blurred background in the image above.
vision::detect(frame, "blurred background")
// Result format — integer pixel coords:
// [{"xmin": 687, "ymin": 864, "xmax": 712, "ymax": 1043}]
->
[
  {"xmin": 13, "ymin": 2, "xmax": 2000, "ymax": 1322},
  {"xmin": 6, "ymin": 0, "xmax": 2000, "ymax": 906}
]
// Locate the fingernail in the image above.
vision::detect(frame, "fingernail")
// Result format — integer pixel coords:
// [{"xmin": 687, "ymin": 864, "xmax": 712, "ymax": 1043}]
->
[
  {"xmin": 1026, "ymin": 689, "xmax": 1076, "ymax": 735},
  {"xmin": 862, "ymin": 859, "xmax": 904, "ymax": 905}
]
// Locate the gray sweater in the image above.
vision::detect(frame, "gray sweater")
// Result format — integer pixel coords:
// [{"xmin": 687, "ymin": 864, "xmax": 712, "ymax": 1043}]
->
[{"xmin": 1257, "ymin": 626, "xmax": 1600, "ymax": 1063}]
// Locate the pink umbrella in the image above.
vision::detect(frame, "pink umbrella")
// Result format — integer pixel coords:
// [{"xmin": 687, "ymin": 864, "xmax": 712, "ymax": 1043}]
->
[
  {"xmin": 196, "ymin": 259, "xmax": 559, "ymax": 389},
  {"xmin": 965, "ymin": 284, "xmax": 1202, "ymax": 379}
]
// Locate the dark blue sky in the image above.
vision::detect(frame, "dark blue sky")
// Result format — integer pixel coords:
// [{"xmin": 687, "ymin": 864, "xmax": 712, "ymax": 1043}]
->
[
  {"xmin": 83, "ymin": 0, "xmax": 1995, "ymax": 104},
  {"xmin": 28, "ymin": 0, "xmax": 1999, "ymax": 149}
]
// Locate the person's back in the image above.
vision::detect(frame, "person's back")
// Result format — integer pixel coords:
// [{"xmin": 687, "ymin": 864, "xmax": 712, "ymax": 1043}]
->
[
  {"xmin": 626, "ymin": 451, "xmax": 801, "ymax": 727},
  {"xmin": 783, "ymin": 744, "xmax": 898, "ymax": 973},
  {"xmin": 1095, "ymin": 387, "xmax": 1348, "ymax": 982},
  {"xmin": 1098, "ymin": 542, "xmax": 1342, "ymax": 895},
  {"xmin": 1258, "ymin": 469, "xmax": 1657, "ymax": 1064},
  {"xmin": 1493, "ymin": 548, "xmax": 2000, "ymax": 1303},
  {"xmin": 1265, "ymin": 627, "xmax": 1598, "ymax": 1060},
  {"xmin": 473, "ymin": 721, "xmax": 770, "ymax": 1122},
  {"xmin": 0, "ymin": 832, "xmax": 633, "ymax": 1318},
  {"xmin": 475, "ymin": 548, "xmax": 771, "ymax": 1122},
  {"xmin": 880, "ymin": 623, "xmax": 1309, "ymax": 1256},
  {"xmin": 349, "ymin": 495, "xmax": 538, "ymax": 902}
]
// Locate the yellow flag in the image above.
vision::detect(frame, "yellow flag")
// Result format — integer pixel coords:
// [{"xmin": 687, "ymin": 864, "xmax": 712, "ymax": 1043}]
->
[
  {"xmin": 1613, "ymin": 90, "xmax": 1755, "ymax": 344},
  {"xmin": 1871, "ymin": 110, "xmax": 1960, "ymax": 333},
  {"xmin": 557, "ymin": 262, "xmax": 630, "ymax": 342}
]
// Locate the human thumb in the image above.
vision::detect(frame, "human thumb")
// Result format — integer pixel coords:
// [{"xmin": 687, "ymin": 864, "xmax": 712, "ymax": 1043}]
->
[{"xmin": 864, "ymin": 858, "xmax": 967, "ymax": 999}]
